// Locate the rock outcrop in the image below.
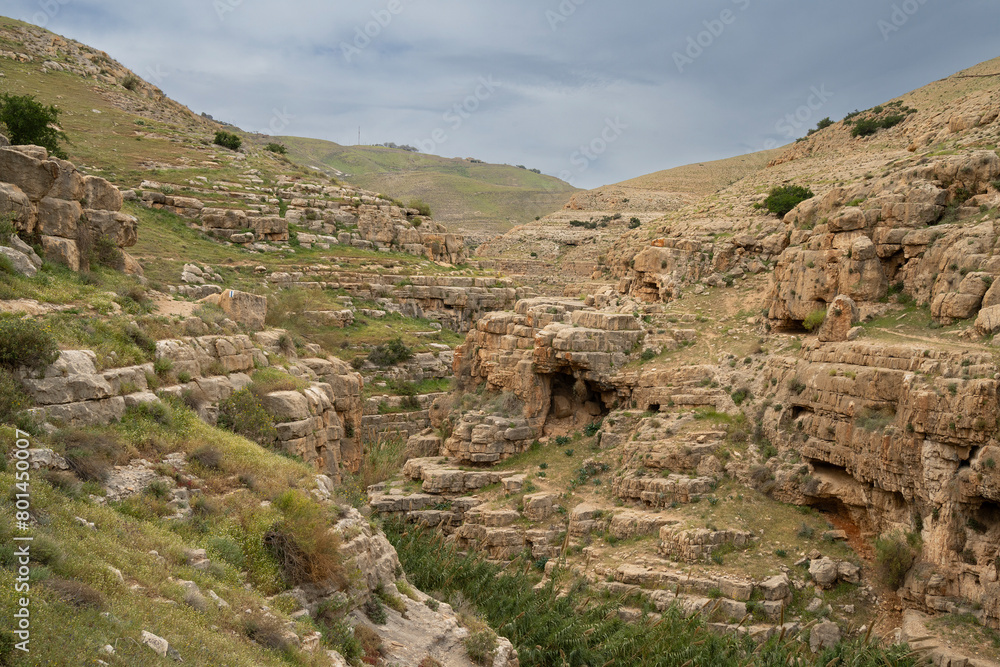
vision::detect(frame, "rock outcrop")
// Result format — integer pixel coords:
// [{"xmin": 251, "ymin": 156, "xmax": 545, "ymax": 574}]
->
[
  {"xmin": 0, "ymin": 145, "xmax": 137, "ymax": 271},
  {"xmin": 456, "ymin": 298, "xmax": 645, "ymax": 435}
]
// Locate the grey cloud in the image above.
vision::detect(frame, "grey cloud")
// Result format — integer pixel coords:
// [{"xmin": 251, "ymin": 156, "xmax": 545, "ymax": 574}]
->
[{"xmin": 6, "ymin": 0, "xmax": 1000, "ymax": 188}]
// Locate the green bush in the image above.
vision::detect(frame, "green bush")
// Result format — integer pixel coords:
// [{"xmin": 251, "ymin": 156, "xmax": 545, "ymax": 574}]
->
[
  {"xmin": 851, "ymin": 118, "xmax": 880, "ymax": 138},
  {"xmin": 628, "ymin": 217, "xmax": 641, "ymax": 229},
  {"xmin": 0, "ymin": 93, "xmax": 68, "ymax": 158},
  {"xmin": 367, "ymin": 338, "xmax": 414, "ymax": 367},
  {"xmin": 264, "ymin": 142, "xmax": 287, "ymax": 154},
  {"xmin": 214, "ymin": 130, "xmax": 242, "ymax": 151},
  {"xmin": 0, "ymin": 315, "xmax": 60, "ymax": 370},
  {"xmin": 408, "ymin": 199, "xmax": 432, "ymax": 217},
  {"xmin": 121, "ymin": 74, "xmax": 141, "ymax": 92},
  {"xmin": 875, "ymin": 532, "xmax": 917, "ymax": 590},
  {"xmin": 640, "ymin": 349, "xmax": 656, "ymax": 363},
  {"xmin": 90, "ymin": 234, "xmax": 123, "ymax": 270},
  {"xmin": 763, "ymin": 185, "xmax": 815, "ymax": 218},
  {"xmin": 265, "ymin": 490, "xmax": 345, "ymax": 587},
  {"xmin": 802, "ymin": 308, "xmax": 827, "ymax": 332},
  {"xmin": 465, "ymin": 629, "xmax": 498, "ymax": 666},
  {"xmin": 0, "ymin": 368, "xmax": 29, "ymax": 427},
  {"xmin": 217, "ymin": 388, "xmax": 278, "ymax": 445}
]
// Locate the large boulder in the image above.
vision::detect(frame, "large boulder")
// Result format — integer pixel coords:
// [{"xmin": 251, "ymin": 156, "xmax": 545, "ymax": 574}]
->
[
  {"xmin": 40, "ymin": 235, "xmax": 79, "ymax": 270},
  {"xmin": 976, "ymin": 305, "xmax": 1000, "ymax": 336},
  {"xmin": 817, "ymin": 295, "xmax": 858, "ymax": 343},
  {"xmin": 0, "ymin": 146, "xmax": 54, "ymax": 200},
  {"xmin": 217, "ymin": 289, "xmax": 267, "ymax": 330},
  {"xmin": 0, "ymin": 245, "xmax": 37, "ymax": 277},
  {"xmin": 0, "ymin": 183, "xmax": 35, "ymax": 231},
  {"xmin": 82, "ymin": 175, "xmax": 123, "ymax": 211}
]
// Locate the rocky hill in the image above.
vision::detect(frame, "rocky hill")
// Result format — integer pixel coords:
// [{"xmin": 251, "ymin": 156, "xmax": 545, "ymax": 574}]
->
[
  {"xmin": 1, "ymin": 10, "xmax": 1000, "ymax": 667},
  {"xmin": 280, "ymin": 137, "xmax": 578, "ymax": 243}
]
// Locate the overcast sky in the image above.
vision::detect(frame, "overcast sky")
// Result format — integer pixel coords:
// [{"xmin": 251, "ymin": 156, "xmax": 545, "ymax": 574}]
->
[{"xmin": 8, "ymin": 1, "xmax": 1000, "ymax": 188}]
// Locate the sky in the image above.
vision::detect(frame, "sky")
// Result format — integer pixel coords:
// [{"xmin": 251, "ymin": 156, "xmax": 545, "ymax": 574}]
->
[{"xmin": 6, "ymin": 0, "xmax": 1000, "ymax": 189}]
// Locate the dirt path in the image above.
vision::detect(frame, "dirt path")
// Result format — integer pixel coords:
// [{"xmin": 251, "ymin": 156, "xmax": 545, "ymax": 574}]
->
[{"xmin": 151, "ymin": 294, "xmax": 198, "ymax": 318}]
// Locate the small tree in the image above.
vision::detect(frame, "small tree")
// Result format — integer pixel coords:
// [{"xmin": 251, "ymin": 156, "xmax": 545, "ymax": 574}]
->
[
  {"xmin": 0, "ymin": 93, "xmax": 68, "ymax": 158},
  {"xmin": 264, "ymin": 142, "xmax": 287, "ymax": 154},
  {"xmin": 763, "ymin": 184, "xmax": 814, "ymax": 218},
  {"xmin": 214, "ymin": 130, "xmax": 242, "ymax": 151}
]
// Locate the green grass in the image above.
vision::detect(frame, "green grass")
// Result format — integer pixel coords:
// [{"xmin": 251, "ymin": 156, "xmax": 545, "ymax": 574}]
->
[
  {"xmin": 279, "ymin": 137, "xmax": 578, "ymax": 234},
  {"xmin": 386, "ymin": 522, "xmax": 918, "ymax": 667},
  {"xmin": 0, "ymin": 400, "xmax": 359, "ymax": 665}
]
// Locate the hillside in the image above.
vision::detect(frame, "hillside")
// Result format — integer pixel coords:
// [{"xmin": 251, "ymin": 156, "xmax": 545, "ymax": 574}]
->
[
  {"xmin": 1, "ymin": 10, "xmax": 1000, "ymax": 667},
  {"xmin": 280, "ymin": 137, "xmax": 578, "ymax": 241}
]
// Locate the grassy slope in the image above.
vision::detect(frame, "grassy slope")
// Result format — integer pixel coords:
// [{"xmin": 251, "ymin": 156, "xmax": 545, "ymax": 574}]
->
[
  {"xmin": 0, "ymin": 407, "xmax": 347, "ymax": 666},
  {"xmin": 615, "ymin": 149, "xmax": 787, "ymax": 198},
  {"xmin": 279, "ymin": 137, "xmax": 579, "ymax": 234}
]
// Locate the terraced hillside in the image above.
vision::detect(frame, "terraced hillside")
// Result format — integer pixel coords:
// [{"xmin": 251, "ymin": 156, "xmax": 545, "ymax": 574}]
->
[{"xmin": 280, "ymin": 137, "xmax": 578, "ymax": 242}]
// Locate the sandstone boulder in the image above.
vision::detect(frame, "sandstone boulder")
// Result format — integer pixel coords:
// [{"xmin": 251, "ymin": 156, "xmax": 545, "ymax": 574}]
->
[
  {"xmin": 976, "ymin": 305, "xmax": 1000, "ymax": 336},
  {"xmin": 0, "ymin": 245, "xmax": 37, "ymax": 277},
  {"xmin": 82, "ymin": 175, "xmax": 123, "ymax": 211},
  {"xmin": 817, "ymin": 295, "xmax": 858, "ymax": 343},
  {"xmin": 808, "ymin": 557, "xmax": 839, "ymax": 588},
  {"xmin": 218, "ymin": 289, "xmax": 267, "ymax": 330},
  {"xmin": 810, "ymin": 621, "xmax": 841, "ymax": 653}
]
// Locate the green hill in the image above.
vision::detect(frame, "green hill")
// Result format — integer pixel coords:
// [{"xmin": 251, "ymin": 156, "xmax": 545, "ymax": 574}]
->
[{"xmin": 278, "ymin": 137, "xmax": 579, "ymax": 237}]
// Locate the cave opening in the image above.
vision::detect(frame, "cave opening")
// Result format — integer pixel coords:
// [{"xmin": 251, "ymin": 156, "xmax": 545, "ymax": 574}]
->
[{"xmin": 547, "ymin": 373, "xmax": 611, "ymax": 427}]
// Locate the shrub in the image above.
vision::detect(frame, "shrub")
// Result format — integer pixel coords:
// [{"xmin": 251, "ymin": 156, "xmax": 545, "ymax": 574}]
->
[
  {"xmin": 367, "ymin": 338, "xmax": 414, "ymax": 367},
  {"xmin": 120, "ymin": 74, "xmax": 141, "ymax": 91},
  {"xmin": 0, "ymin": 368, "xmax": 30, "ymax": 427},
  {"xmin": 640, "ymin": 349, "xmax": 656, "ymax": 363},
  {"xmin": 875, "ymin": 532, "xmax": 917, "ymax": 590},
  {"xmin": 763, "ymin": 185, "xmax": 815, "ymax": 218},
  {"xmin": 354, "ymin": 624, "xmax": 383, "ymax": 661},
  {"xmin": 851, "ymin": 118, "xmax": 880, "ymax": 137},
  {"xmin": 264, "ymin": 142, "xmax": 287, "ymax": 154},
  {"xmin": 190, "ymin": 445, "xmax": 223, "ymax": 470},
  {"xmin": 0, "ymin": 93, "xmax": 69, "ymax": 158},
  {"xmin": 44, "ymin": 578, "xmax": 105, "ymax": 609},
  {"xmin": 213, "ymin": 130, "xmax": 242, "ymax": 151},
  {"xmin": 730, "ymin": 388, "xmax": 752, "ymax": 406},
  {"xmin": 628, "ymin": 217, "xmax": 641, "ymax": 229},
  {"xmin": 408, "ymin": 199, "xmax": 432, "ymax": 217},
  {"xmin": 363, "ymin": 596, "xmax": 387, "ymax": 624},
  {"xmin": 90, "ymin": 234, "xmax": 123, "ymax": 270},
  {"xmin": 0, "ymin": 315, "xmax": 60, "ymax": 371},
  {"xmin": 802, "ymin": 308, "xmax": 827, "ymax": 332},
  {"xmin": 265, "ymin": 490, "xmax": 345, "ymax": 587},
  {"xmin": 217, "ymin": 388, "xmax": 277, "ymax": 446},
  {"xmin": 62, "ymin": 428, "xmax": 126, "ymax": 483},
  {"xmin": 242, "ymin": 613, "xmax": 295, "ymax": 654},
  {"xmin": 465, "ymin": 629, "xmax": 498, "ymax": 666}
]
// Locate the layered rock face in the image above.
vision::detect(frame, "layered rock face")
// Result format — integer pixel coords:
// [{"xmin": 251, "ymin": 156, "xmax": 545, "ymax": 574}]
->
[
  {"xmin": 25, "ymin": 335, "xmax": 363, "ymax": 480},
  {"xmin": 0, "ymin": 145, "xmax": 137, "ymax": 271},
  {"xmin": 268, "ymin": 271, "xmax": 527, "ymax": 333},
  {"xmin": 767, "ymin": 151, "xmax": 1000, "ymax": 327},
  {"xmin": 752, "ymin": 339, "xmax": 1000, "ymax": 625},
  {"xmin": 456, "ymin": 298, "xmax": 645, "ymax": 439}
]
